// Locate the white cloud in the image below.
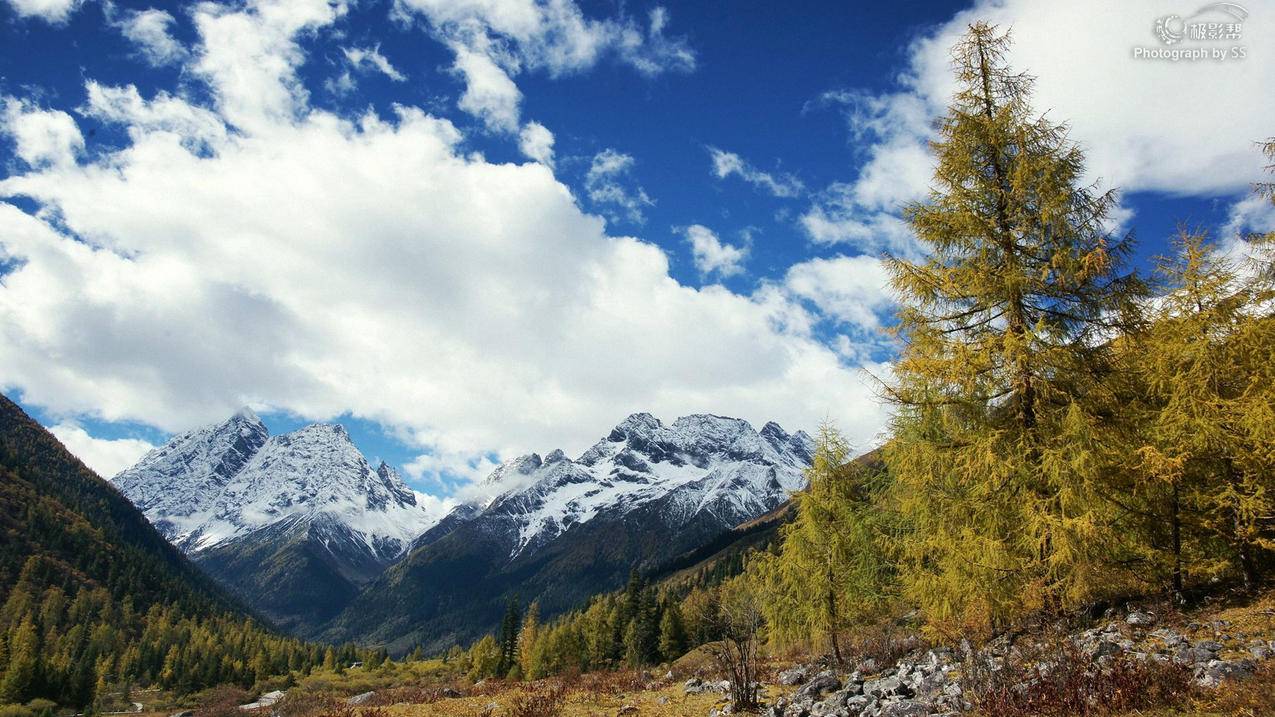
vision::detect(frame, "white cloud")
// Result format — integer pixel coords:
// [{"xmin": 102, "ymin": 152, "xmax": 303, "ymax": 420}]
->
[
  {"xmin": 783, "ymin": 254, "xmax": 894, "ymax": 334},
  {"xmin": 684, "ymin": 224, "xmax": 747, "ymax": 278},
  {"xmin": 449, "ymin": 37, "xmax": 523, "ymax": 132},
  {"xmin": 343, "ymin": 45, "xmax": 407, "ymax": 81},
  {"xmin": 4, "ymin": 0, "xmax": 82, "ymax": 23},
  {"xmin": 518, "ymin": 121, "xmax": 554, "ymax": 166},
  {"xmin": 190, "ymin": 0, "xmax": 347, "ymax": 134},
  {"xmin": 708, "ymin": 147, "xmax": 804, "ymax": 198},
  {"xmin": 585, "ymin": 148, "xmax": 653, "ymax": 224},
  {"xmin": 0, "ymin": 0, "xmax": 888, "ymax": 486},
  {"xmin": 805, "ymin": 0, "xmax": 1274, "ymax": 255},
  {"xmin": 114, "ymin": 8, "xmax": 188, "ymax": 66},
  {"xmin": 396, "ymin": 0, "xmax": 694, "ymax": 131},
  {"xmin": 1223, "ymin": 192, "xmax": 1275, "ymax": 241},
  {"xmin": 800, "ymin": 182, "xmax": 920, "ymax": 257},
  {"xmin": 1, "ymin": 99, "xmax": 84, "ymax": 168},
  {"xmin": 48, "ymin": 423, "xmax": 155, "ymax": 478},
  {"xmin": 82, "ymin": 82, "xmax": 229, "ymax": 152}
]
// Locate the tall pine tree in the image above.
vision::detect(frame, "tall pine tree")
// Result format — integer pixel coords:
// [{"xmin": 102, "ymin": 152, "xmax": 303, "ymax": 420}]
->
[
  {"xmin": 752, "ymin": 426, "xmax": 893, "ymax": 661},
  {"xmin": 885, "ymin": 22, "xmax": 1143, "ymax": 633}
]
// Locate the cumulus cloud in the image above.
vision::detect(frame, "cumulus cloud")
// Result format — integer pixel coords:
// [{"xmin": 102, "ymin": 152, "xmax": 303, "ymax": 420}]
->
[
  {"xmin": 4, "ymin": 0, "xmax": 82, "ymax": 23},
  {"xmin": 113, "ymin": 7, "xmax": 188, "ymax": 66},
  {"xmin": 518, "ymin": 121, "xmax": 554, "ymax": 166},
  {"xmin": 0, "ymin": 0, "xmax": 887, "ymax": 487},
  {"xmin": 783, "ymin": 255, "xmax": 894, "ymax": 334},
  {"xmin": 190, "ymin": 0, "xmax": 347, "ymax": 134},
  {"xmin": 396, "ymin": 0, "xmax": 695, "ymax": 131},
  {"xmin": 448, "ymin": 37, "xmax": 524, "ymax": 132},
  {"xmin": 683, "ymin": 224, "xmax": 747, "ymax": 278},
  {"xmin": 49, "ymin": 423, "xmax": 156, "ymax": 478},
  {"xmin": 585, "ymin": 148, "xmax": 653, "ymax": 224},
  {"xmin": 804, "ymin": 0, "xmax": 1274, "ymax": 255},
  {"xmin": 1, "ymin": 99, "xmax": 84, "ymax": 168},
  {"xmin": 708, "ymin": 147, "xmax": 804, "ymax": 198}
]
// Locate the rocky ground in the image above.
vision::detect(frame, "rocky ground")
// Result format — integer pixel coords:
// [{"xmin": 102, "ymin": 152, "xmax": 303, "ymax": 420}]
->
[{"xmin": 700, "ymin": 596, "xmax": 1275, "ymax": 717}]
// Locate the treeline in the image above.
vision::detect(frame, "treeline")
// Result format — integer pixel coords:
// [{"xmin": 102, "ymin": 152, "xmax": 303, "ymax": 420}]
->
[
  {"xmin": 0, "ymin": 557, "xmax": 359, "ymax": 707},
  {"xmin": 450, "ymin": 22, "xmax": 1275, "ymax": 678},
  {"xmin": 452, "ymin": 571, "xmax": 703, "ymax": 681}
]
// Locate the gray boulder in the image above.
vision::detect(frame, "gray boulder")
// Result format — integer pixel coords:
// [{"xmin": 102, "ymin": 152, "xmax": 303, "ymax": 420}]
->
[{"xmin": 1126, "ymin": 611, "xmax": 1157, "ymax": 627}]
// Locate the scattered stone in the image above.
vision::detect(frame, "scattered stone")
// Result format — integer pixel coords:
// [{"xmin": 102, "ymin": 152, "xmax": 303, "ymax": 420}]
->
[
  {"xmin": 777, "ymin": 665, "xmax": 809, "ymax": 686},
  {"xmin": 170, "ymin": 711, "xmax": 194, "ymax": 717},
  {"xmin": 616, "ymin": 705, "xmax": 638, "ymax": 716},
  {"xmin": 796, "ymin": 672, "xmax": 840, "ymax": 700},
  {"xmin": 1195, "ymin": 658, "xmax": 1255, "ymax": 688},
  {"xmin": 1126, "ymin": 611, "xmax": 1157, "ymax": 627},
  {"xmin": 345, "ymin": 692, "xmax": 375, "ymax": 705},
  {"xmin": 877, "ymin": 701, "xmax": 930, "ymax": 717}
]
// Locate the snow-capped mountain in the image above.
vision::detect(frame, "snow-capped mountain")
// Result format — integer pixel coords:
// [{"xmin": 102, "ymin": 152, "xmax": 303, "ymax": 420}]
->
[
  {"xmin": 114, "ymin": 408, "xmax": 431, "ymax": 557},
  {"xmin": 112, "ymin": 409, "xmax": 438, "ymax": 633},
  {"xmin": 477, "ymin": 412, "xmax": 812, "ymax": 556},
  {"xmin": 324, "ymin": 412, "xmax": 813, "ymax": 653}
]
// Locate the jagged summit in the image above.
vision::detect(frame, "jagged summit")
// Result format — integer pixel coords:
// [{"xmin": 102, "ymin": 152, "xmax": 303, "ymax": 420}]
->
[
  {"xmin": 324, "ymin": 410, "xmax": 817, "ymax": 652},
  {"xmin": 477, "ymin": 411, "xmax": 814, "ymax": 556},
  {"xmin": 113, "ymin": 412, "xmax": 432, "ymax": 556}
]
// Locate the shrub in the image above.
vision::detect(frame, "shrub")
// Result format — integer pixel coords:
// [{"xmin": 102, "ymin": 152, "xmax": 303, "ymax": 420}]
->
[
  {"xmin": 0, "ymin": 704, "xmax": 35, "ymax": 717},
  {"xmin": 1202, "ymin": 660, "xmax": 1275, "ymax": 717},
  {"xmin": 193, "ymin": 686, "xmax": 253, "ymax": 717},
  {"xmin": 963, "ymin": 638, "xmax": 1191, "ymax": 717},
  {"xmin": 503, "ymin": 683, "xmax": 565, "ymax": 717}
]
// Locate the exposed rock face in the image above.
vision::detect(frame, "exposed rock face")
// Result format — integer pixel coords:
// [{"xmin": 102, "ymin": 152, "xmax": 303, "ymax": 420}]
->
[{"xmin": 112, "ymin": 410, "xmax": 437, "ymax": 633}]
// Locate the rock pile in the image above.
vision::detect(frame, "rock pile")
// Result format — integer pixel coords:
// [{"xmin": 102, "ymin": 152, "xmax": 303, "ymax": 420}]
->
[{"xmin": 739, "ymin": 609, "xmax": 1274, "ymax": 717}]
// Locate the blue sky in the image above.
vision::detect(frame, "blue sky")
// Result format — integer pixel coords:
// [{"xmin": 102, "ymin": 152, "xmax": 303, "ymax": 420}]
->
[{"xmin": 0, "ymin": 0, "xmax": 1270, "ymax": 502}]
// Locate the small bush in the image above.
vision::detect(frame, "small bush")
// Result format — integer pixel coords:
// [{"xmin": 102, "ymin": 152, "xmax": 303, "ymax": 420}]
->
[
  {"xmin": 1202, "ymin": 660, "xmax": 1275, "ymax": 716},
  {"xmin": 503, "ymin": 682, "xmax": 565, "ymax": 717},
  {"xmin": 272, "ymin": 690, "xmax": 341, "ymax": 717},
  {"xmin": 963, "ymin": 638, "xmax": 1191, "ymax": 717},
  {"xmin": 0, "ymin": 704, "xmax": 35, "ymax": 717},
  {"xmin": 193, "ymin": 685, "xmax": 253, "ymax": 717},
  {"xmin": 843, "ymin": 624, "xmax": 925, "ymax": 671}
]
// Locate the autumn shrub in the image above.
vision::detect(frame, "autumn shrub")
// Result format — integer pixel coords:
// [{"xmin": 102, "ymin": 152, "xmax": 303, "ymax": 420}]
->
[
  {"xmin": 963, "ymin": 639, "xmax": 1191, "ymax": 717},
  {"xmin": 1201, "ymin": 660, "xmax": 1275, "ymax": 717},
  {"xmin": 272, "ymin": 690, "xmax": 342, "ymax": 717},
  {"xmin": 503, "ymin": 682, "xmax": 565, "ymax": 717},
  {"xmin": 843, "ymin": 624, "xmax": 924, "ymax": 672},
  {"xmin": 193, "ymin": 686, "xmax": 253, "ymax": 717}
]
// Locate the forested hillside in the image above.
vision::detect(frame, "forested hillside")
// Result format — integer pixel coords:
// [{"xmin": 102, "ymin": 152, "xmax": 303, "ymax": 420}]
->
[{"xmin": 0, "ymin": 395, "xmax": 346, "ymax": 708}]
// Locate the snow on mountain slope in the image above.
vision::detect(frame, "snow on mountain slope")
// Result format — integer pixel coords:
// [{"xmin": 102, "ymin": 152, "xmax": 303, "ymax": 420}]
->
[
  {"xmin": 112, "ymin": 411, "xmax": 438, "ymax": 559},
  {"xmin": 477, "ymin": 412, "xmax": 813, "ymax": 556}
]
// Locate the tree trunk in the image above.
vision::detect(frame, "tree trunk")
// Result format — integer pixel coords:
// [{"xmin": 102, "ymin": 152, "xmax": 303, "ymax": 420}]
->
[
  {"xmin": 826, "ymin": 561, "xmax": 843, "ymax": 666},
  {"xmin": 1171, "ymin": 481, "xmax": 1184, "ymax": 603}
]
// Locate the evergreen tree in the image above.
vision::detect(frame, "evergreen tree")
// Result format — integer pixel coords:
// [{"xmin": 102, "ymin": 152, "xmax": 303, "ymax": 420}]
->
[
  {"xmin": 657, "ymin": 602, "xmax": 687, "ymax": 662},
  {"xmin": 516, "ymin": 602, "xmax": 541, "ymax": 679},
  {"xmin": 884, "ymin": 22, "xmax": 1143, "ymax": 632},
  {"xmin": 752, "ymin": 426, "xmax": 893, "ymax": 660},
  {"xmin": 1127, "ymin": 230, "xmax": 1275, "ymax": 592},
  {"xmin": 1, "ymin": 615, "xmax": 38, "ymax": 703},
  {"xmin": 496, "ymin": 596, "xmax": 521, "ymax": 677}
]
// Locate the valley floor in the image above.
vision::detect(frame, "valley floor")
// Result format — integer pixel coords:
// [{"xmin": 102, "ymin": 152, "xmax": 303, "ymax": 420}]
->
[{"xmin": 148, "ymin": 586, "xmax": 1275, "ymax": 717}]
